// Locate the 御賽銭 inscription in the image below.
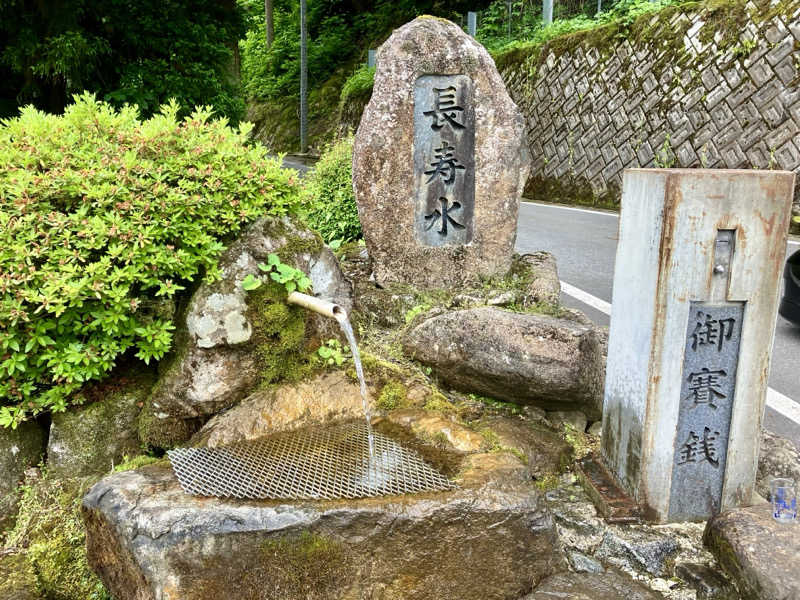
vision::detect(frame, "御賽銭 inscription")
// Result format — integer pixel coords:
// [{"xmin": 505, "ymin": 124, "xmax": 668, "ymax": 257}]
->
[
  {"xmin": 668, "ymin": 302, "xmax": 744, "ymax": 521},
  {"xmin": 414, "ymin": 75, "xmax": 475, "ymax": 247}
]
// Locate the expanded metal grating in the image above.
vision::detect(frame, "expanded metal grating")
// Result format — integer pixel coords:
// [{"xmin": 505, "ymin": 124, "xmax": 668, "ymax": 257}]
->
[{"xmin": 168, "ymin": 421, "xmax": 456, "ymax": 500}]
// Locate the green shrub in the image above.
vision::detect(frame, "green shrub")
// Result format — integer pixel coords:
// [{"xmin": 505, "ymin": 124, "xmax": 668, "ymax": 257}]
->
[
  {"xmin": 300, "ymin": 135, "xmax": 362, "ymax": 243},
  {"xmin": 0, "ymin": 93, "xmax": 300, "ymax": 427},
  {"xmin": 340, "ymin": 65, "xmax": 376, "ymax": 108}
]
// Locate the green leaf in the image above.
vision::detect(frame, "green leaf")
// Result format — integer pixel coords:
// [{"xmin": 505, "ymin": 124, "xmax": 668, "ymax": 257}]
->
[
  {"xmin": 257, "ymin": 262, "xmax": 272, "ymax": 272},
  {"xmin": 267, "ymin": 253, "xmax": 281, "ymax": 266},
  {"xmin": 241, "ymin": 274, "xmax": 263, "ymax": 291}
]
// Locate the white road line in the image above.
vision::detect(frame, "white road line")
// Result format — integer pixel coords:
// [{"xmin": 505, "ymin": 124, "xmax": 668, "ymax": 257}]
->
[
  {"xmin": 526, "ymin": 201, "xmax": 800, "ymax": 247},
  {"xmin": 767, "ymin": 388, "xmax": 800, "ymax": 424},
  {"xmin": 560, "ymin": 280, "xmax": 800, "ymax": 426},
  {"xmin": 560, "ymin": 281, "xmax": 612, "ymax": 314},
  {"xmin": 523, "ymin": 200, "xmax": 619, "ymax": 218}
]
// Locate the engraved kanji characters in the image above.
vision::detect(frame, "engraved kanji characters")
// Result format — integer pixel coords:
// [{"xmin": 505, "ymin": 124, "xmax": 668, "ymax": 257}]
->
[
  {"xmin": 423, "ymin": 86, "xmax": 465, "ymax": 130},
  {"xmin": 424, "ymin": 141, "xmax": 465, "ymax": 184},
  {"xmin": 424, "ymin": 197, "xmax": 465, "ymax": 236},
  {"xmin": 677, "ymin": 427, "xmax": 721, "ymax": 468},
  {"xmin": 684, "ymin": 367, "xmax": 728, "ymax": 409},
  {"xmin": 421, "ymin": 83, "xmax": 469, "ymax": 240},
  {"xmin": 691, "ymin": 311, "xmax": 736, "ymax": 352}
]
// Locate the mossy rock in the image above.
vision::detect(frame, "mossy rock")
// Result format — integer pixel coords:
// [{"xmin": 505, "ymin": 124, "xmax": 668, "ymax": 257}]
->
[
  {"xmin": 0, "ymin": 420, "xmax": 46, "ymax": 533},
  {"xmin": 139, "ymin": 215, "xmax": 350, "ymax": 450},
  {"xmin": 0, "ymin": 551, "xmax": 39, "ymax": 600},
  {"xmin": 48, "ymin": 366, "xmax": 155, "ymax": 478},
  {"xmin": 4, "ymin": 475, "xmax": 110, "ymax": 600}
]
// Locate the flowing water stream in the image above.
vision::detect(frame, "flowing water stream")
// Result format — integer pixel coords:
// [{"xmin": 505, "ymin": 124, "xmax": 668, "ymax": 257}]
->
[{"xmin": 335, "ymin": 312, "xmax": 375, "ymax": 456}]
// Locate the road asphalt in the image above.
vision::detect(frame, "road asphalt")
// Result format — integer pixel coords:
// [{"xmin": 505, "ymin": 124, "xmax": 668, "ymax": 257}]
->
[{"xmin": 516, "ymin": 201, "xmax": 800, "ymax": 446}]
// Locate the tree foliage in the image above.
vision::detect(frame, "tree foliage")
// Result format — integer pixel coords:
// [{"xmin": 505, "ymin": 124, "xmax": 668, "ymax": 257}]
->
[
  {"xmin": 239, "ymin": 0, "xmax": 495, "ymax": 102},
  {"xmin": 0, "ymin": 94, "xmax": 300, "ymax": 427},
  {"xmin": 0, "ymin": 0, "xmax": 245, "ymax": 120}
]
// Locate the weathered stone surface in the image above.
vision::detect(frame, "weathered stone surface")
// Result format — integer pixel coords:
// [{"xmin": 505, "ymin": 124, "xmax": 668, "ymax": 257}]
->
[
  {"xmin": 385, "ymin": 409, "xmax": 485, "ymax": 453},
  {"xmin": 140, "ymin": 216, "xmax": 351, "ymax": 447},
  {"xmin": 402, "ymin": 307, "xmax": 604, "ymax": 419},
  {"xmin": 595, "ymin": 528, "xmax": 680, "ymax": 577},
  {"xmin": 83, "ymin": 454, "xmax": 565, "ymax": 600},
  {"xmin": 520, "ymin": 252, "xmax": 561, "ymax": 306},
  {"xmin": 568, "ymin": 550, "xmax": 605, "ymax": 574},
  {"xmin": 756, "ymin": 429, "xmax": 800, "ymax": 499},
  {"xmin": 191, "ymin": 371, "xmax": 372, "ymax": 448},
  {"xmin": 547, "ymin": 410, "xmax": 588, "ymax": 433},
  {"xmin": 0, "ymin": 420, "xmax": 45, "ymax": 531},
  {"xmin": 524, "ymin": 570, "xmax": 665, "ymax": 599},
  {"xmin": 704, "ymin": 503, "xmax": 800, "ymax": 600},
  {"xmin": 674, "ymin": 562, "xmax": 738, "ymax": 600},
  {"xmin": 48, "ymin": 368, "xmax": 154, "ymax": 478},
  {"xmin": 353, "ymin": 17, "xmax": 530, "ymax": 288},
  {"xmin": 477, "ymin": 415, "xmax": 572, "ymax": 479}
]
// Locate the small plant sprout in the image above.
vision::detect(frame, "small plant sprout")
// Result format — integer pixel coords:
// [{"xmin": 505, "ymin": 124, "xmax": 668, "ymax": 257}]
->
[
  {"xmin": 317, "ymin": 339, "xmax": 349, "ymax": 367},
  {"xmin": 241, "ymin": 254, "xmax": 312, "ymax": 294}
]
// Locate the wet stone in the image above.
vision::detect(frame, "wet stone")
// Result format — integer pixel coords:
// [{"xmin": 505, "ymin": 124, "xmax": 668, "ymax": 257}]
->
[
  {"xmin": 595, "ymin": 527, "xmax": 680, "ymax": 577},
  {"xmin": 524, "ymin": 570, "xmax": 665, "ymax": 600},
  {"xmin": 674, "ymin": 562, "xmax": 738, "ymax": 600}
]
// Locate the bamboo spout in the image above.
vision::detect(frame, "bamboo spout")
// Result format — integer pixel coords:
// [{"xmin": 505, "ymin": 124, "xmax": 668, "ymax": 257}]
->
[{"xmin": 287, "ymin": 292, "xmax": 346, "ymax": 321}]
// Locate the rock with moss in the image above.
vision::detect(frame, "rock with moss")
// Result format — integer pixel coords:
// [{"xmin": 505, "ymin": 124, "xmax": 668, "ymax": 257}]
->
[
  {"xmin": 519, "ymin": 252, "xmax": 561, "ymax": 306},
  {"xmin": 4, "ymin": 475, "xmax": 109, "ymax": 600},
  {"xmin": 140, "ymin": 216, "xmax": 352, "ymax": 448},
  {"xmin": 191, "ymin": 371, "xmax": 373, "ymax": 448},
  {"xmin": 756, "ymin": 429, "xmax": 800, "ymax": 500},
  {"xmin": 83, "ymin": 451, "xmax": 564, "ymax": 600},
  {"xmin": 402, "ymin": 307, "xmax": 605, "ymax": 419},
  {"xmin": 0, "ymin": 551, "xmax": 39, "ymax": 600},
  {"xmin": 704, "ymin": 503, "xmax": 800, "ymax": 600},
  {"xmin": 525, "ymin": 570, "xmax": 665, "ymax": 599},
  {"xmin": 47, "ymin": 367, "xmax": 155, "ymax": 478},
  {"xmin": 0, "ymin": 420, "xmax": 46, "ymax": 532},
  {"xmin": 476, "ymin": 415, "xmax": 573, "ymax": 480}
]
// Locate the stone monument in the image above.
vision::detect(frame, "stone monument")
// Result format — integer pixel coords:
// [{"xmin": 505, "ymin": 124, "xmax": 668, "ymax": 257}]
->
[
  {"xmin": 597, "ymin": 169, "xmax": 795, "ymax": 523},
  {"xmin": 353, "ymin": 17, "xmax": 530, "ymax": 288}
]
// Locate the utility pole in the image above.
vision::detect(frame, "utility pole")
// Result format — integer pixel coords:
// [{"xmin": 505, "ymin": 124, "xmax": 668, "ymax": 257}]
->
[
  {"xmin": 506, "ymin": 0, "xmax": 512, "ymax": 39},
  {"xmin": 543, "ymin": 0, "xmax": 553, "ymax": 25},
  {"xmin": 300, "ymin": 0, "xmax": 308, "ymax": 153},
  {"xmin": 265, "ymin": 0, "xmax": 274, "ymax": 47}
]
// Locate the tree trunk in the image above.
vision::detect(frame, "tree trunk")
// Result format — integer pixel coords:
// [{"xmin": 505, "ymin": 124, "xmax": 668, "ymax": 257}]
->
[{"xmin": 265, "ymin": 0, "xmax": 274, "ymax": 48}]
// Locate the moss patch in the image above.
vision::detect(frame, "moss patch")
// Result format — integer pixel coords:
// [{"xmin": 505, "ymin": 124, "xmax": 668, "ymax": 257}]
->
[
  {"xmin": 260, "ymin": 531, "xmax": 350, "ymax": 598},
  {"xmin": 3, "ymin": 475, "xmax": 110, "ymax": 600},
  {"xmin": 376, "ymin": 381, "xmax": 408, "ymax": 411},
  {"xmin": 246, "ymin": 280, "xmax": 316, "ymax": 387}
]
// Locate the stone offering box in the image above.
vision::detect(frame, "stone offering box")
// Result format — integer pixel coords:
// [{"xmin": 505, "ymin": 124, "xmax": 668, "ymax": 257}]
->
[{"xmin": 595, "ymin": 169, "xmax": 795, "ymax": 523}]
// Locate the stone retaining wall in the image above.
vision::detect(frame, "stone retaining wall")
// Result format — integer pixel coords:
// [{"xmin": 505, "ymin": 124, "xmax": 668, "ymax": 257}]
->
[{"xmin": 495, "ymin": 0, "xmax": 800, "ymax": 217}]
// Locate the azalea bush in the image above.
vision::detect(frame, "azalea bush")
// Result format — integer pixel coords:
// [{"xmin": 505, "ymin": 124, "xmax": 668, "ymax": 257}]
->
[{"xmin": 0, "ymin": 93, "xmax": 299, "ymax": 426}]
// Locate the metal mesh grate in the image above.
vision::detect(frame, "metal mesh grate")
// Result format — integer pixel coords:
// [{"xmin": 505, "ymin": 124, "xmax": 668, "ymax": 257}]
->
[{"xmin": 168, "ymin": 421, "xmax": 456, "ymax": 500}]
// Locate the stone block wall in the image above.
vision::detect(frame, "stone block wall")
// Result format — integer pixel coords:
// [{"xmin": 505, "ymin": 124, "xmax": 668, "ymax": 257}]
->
[{"xmin": 498, "ymin": 0, "xmax": 800, "ymax": 218}]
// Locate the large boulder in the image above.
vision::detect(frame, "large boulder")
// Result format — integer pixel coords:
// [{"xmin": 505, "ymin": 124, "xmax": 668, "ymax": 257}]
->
[
  {"xmin": 402, "ymin": 307, "xmax": 604, "ymax": 419},
  {"xmin": 704, "ymin": 503, "xmax": 800, "ymax": 600},
  {"xmin": 83, "ymin": 455, "xmax": 565, "ymax": 600},
  {"xmin": 353, "ymin": 17, "xmax": 530, "ymax": 288},
  {"xmin": 0, "ymin": 420, "xmax": 45, "ymax": 531},
  {"xmin": 47, "ymin": 367, "xmax": 154, "ymax": 478},
  {"xmin": 139, "ymin": 216, "xmax": 352, "ymax": 448}
]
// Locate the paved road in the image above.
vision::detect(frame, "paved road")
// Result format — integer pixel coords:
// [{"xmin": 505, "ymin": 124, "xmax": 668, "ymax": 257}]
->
[{"xmin": 516, "ymin": 201, "xmax": 800, "ymax": 444}]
